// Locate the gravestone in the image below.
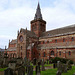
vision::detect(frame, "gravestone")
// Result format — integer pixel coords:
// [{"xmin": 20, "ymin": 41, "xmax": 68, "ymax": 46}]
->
[
  {"xmin": 27, "ymin": 59, "xmax": 30, "ymax": 66},
  {"xmin": 36, "ymin": 65, "xmax": 41, "ymax": 75},
  {"xmin": 49, "ymin": 60, "xmax": 52, "ymax": 64},
  {"xmin": 8, "ymin": 60, "xmax": 16, "ymax": 70},
  {"xmin": 17, "ymin": 66, "xmax": 25, "ymax": 75},
  {"xmin": 16, "ymin": 57, "xmax": 23, "ymax": 66},
  {"xmin": 62, "ymin": 64, "xmax": 67, "ymax": 73},
  {"xmin": 4, "ymin": 68, "xmax": 13, "ymax": 75},
  {"xmin": 33, "ymin": 58, "xmax": 36, "ymax": 65},
  {"xmin": 24, "ymin": 57, "xmax": 27, "ymax": 65},
  {"xmin": 3, "ymin": 52, "xmax": 8, "ymax": 67},
  {"xmin": 66, "ymin": 60, "xmax": 72, "ymax": 70},
  {"xmin": 38, "ymin": 61, "xmax": 41, "ymax": 67},
  {"xmin": 41, "ymin": 59, "xmax": 45, "ymax": 71},
  {"xmin": 47, "ymin": 59, "xmax": 48, "ymax": 64},
  {"xmin": 73, "ymin": 73, "xmax": 75, "ymax": 75},
  {"xmin": 27, "ymin": 65, "xmax": 33, "ymax": 75},
  {"xmin": 57, "ymin": 61, "xmax": 62, "ymax": 73},
  {"xmin": 0, "ymin": 59, "xmax": 3, "ymax": 68},
  {"xmin": 74, "ymin": 61, "xmax": 75, "ymax": 66},
  {"xmin": 53, "ymin": 63, "xmax": 56, "ymax": 68},
  {"xmin": 56, "ymin": 71, "xmax": 61, "ymax": 75}
]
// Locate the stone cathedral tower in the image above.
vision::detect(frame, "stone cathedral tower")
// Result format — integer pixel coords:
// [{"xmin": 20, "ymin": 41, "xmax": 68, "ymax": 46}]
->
[
  {"xmin": 31, "ymin": 3, "xmax": 46, "ymax": 37},
  {"xmin": 16, "ymin": 3, "xmax": 46, "ymax": 59}
]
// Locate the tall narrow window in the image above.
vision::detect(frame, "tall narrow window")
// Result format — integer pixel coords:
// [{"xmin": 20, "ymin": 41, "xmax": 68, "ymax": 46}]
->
[
  {"xmin": 51, "ymin": 51, "xmax": 54, "ymax": 55},
  {"xmin": 63, "ymin": 38, "xmax": 65, "ymax": 42},
  {"xmin": 55, "ymin": 39, "xmax": 57, "ymax": 43},
  {"xmin": 43, "ymin": 52, "xmax": 46, "ymax": 57},
  {"xmin": 21, "ymin": 46, "xmax": 22, "ymax": 50},
  {"xmin": 39, "ymin": 53, "xmax": 40, "ymax": 56},
  {"xmin": 68, "ymin": 51, "xmax": 71, "ymax": 55},
  {"xmin": 72, "ymin": 37, "xmax": 74, "ymax": 41},
  {"xmin": 59, "ymin": 51, "xmax": 61, "ymax": 55}
]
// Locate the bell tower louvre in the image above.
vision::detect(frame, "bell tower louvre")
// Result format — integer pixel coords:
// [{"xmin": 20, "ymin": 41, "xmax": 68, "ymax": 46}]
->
[{"xmin": 31, "ymin": 3, "xmax": 46, "ymax": 37}]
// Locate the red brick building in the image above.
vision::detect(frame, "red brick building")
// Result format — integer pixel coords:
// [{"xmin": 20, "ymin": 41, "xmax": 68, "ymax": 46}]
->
[{"xmin": 6, "ymin": 3, "xmax": 75, "ymax": 61}]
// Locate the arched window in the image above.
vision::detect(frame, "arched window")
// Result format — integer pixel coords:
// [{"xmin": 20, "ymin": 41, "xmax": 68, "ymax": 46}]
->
[
  {"xmin": 21, "ymin": 46, "xmax": 22, "ymax": 50},
  {"xmin": 39, "ymin": 53, "xmax": 40, "ymax": 56},
  {"xmin": 59, "ymin": 51, "xmax": 61, "ymax": 55},
  {"xmin": 43, "ymin": 52, "xmax": 46, "ymax": 57},
  {"xmin": 72, "ymin": 37, "xmax": 74, "ymax": 41},
  {"xmin": 9, "ymin": 53, "xmax": 13, "ymax": 58},
  {"xmin": 63, "ymin": 38, "xmax": 65, "ymax": 42},
  {"xmin": 51, "ymin": 51, "xmax": 54, "ymax": 55},
  {"xmin": 13, "ymin": 53, "xmax": 16, "ymax": 58},
  {"xmin": 68, "ymin": 51, "xmax": 71, "ymax": 55},
  {"xmin": 55, "ymin": 39, "xmax": 57, "ymax": 43}
]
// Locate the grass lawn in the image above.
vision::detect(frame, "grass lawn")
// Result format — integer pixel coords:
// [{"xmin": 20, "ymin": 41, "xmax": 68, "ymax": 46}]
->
[
  {"xmin": 62, "ymin": 66, "xmax": 75, "ymax": 75},
  {"xmin": 0, "ymin": 68, "xmax": 7, "ymax": 71},
  {"xmin": 0, "ymin": 65, "xmax": 75, "ymax": 75},
  {"xmin": 33, "ymin": 66, "xmax": 75, "ymax": 75}
]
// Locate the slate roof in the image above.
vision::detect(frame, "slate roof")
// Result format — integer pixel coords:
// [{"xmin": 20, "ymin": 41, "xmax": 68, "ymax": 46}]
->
[
  {"xmin": 0, "ymin": 48, "xmax": 5, "ymax": 52},
  {"xmin": 10, "ymin": 39, "xmax": 17, "ymax": 44},
  {"xmin": 34, "ymin": 2, "xmax": 42, "ymax": 20},
  {"xmin": 38, "ymin": 41, "xmax": 75, "ymax": 49},
  {"xmin": 20, "ymin": 28, "xmax": 38, "ymax": 38},
  {"xmin": 40, "ymin": 24, "xmax": 75, "ymax": 38},
  {"xmin": 7, "ymin": 47, "xmax": 16, "ymax": 51}
]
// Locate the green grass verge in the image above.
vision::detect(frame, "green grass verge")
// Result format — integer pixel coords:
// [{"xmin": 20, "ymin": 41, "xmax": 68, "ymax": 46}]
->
[
  {"xmin": 0, "ymin": 65, "xmax": 75, "ymax": 75},
  {"xmin": 33, "ymin": 68, "xmax": 57, "ymax": 75},
  {"xmin": 62, "ymin": 66, "xmax": 75, "ymax": 75},
  {"xmin": 33, "ymin": 66, "xmax": 75, "ymax": 75},
  {"xmin": 0, "ymin": 68, "xmax": 7, "ymax": 71}
]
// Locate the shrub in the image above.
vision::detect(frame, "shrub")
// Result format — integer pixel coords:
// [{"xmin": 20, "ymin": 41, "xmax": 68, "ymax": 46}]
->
[{"xmin": 51, "ymin": 57, "xmax": 73, "ymax": 64}]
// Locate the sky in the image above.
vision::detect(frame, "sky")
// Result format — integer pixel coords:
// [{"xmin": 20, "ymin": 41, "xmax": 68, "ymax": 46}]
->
[{"xmin": 0, "ymin": 0, "xmax": 75, "ymax": 49}]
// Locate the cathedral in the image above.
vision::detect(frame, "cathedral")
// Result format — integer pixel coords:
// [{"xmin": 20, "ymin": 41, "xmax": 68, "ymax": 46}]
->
[{"xmin": 6, "ymin": 3, "xmax": 75, "ymax": 61}]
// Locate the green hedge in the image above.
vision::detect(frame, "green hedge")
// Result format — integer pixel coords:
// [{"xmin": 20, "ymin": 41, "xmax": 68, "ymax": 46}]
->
[{"xmin": 51, "ymin": 57, "xmax": 73, "ymax": 64}]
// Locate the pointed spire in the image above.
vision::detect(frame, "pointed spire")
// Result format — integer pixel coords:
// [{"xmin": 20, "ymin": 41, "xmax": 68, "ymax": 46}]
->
[
  {"xmin": 26, "ymin": 27, "xmax": 27, "ymax": 33},
  {"xmin": 34, "ymin": 2, "xmax": 42, "ymax": 20},
  {"xmin": 5, "ymin": 46, "xmax": 6, "ymax": 50},
  {"xmin": 18, "ymin": 30, "xmax": 19, "ymax": 36},
  {"xmin": 9, "ymin": 39, "xmax": 10, "ymax": 43}
]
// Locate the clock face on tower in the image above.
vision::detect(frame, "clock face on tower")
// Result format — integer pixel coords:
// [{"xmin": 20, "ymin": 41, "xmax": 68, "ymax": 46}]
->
[{"xmin": 19, "ymin": 36, "xmax": 23, "ymax": 42}]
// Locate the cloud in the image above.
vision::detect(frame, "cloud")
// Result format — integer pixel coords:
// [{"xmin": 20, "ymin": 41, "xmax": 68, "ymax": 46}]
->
[
  {"xmin": 0, "ymin": 0, "xmax": 75, "ymax": 48},
  {"xmin": 42, "ymin": 0, "xmax": 75, "ymax": 30},
  {"xmin": 0, "ymin": 35, "xmax": 15, "ymax": 49}
]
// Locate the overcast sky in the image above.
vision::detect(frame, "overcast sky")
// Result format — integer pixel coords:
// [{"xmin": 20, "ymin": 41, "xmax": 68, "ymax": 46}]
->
[{"xmin": 0, "ymin": 0, "xmax": 75, "ymax": 49}]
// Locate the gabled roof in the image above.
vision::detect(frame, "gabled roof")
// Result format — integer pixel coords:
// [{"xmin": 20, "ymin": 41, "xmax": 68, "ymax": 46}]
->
[
  {"xmin": 41, "ymin": 24, "xmax": 75, "ymax": 38},
  {"xmin": 20, "ymin": 28, "xmax": 38, "ymax": 38},
  {"xmin": 10, "ymin": 39, "xmax": 17, "ymax": 44}
]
